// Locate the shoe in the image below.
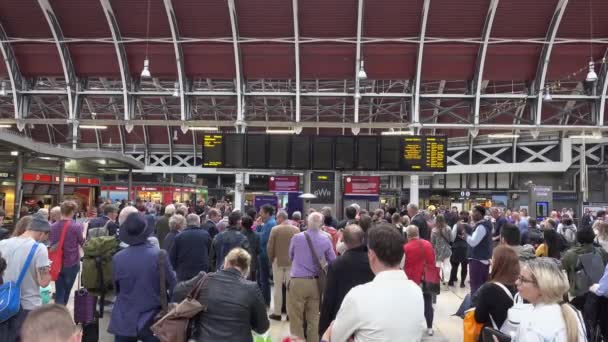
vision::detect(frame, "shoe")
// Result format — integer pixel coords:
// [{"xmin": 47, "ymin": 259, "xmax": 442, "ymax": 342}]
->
[
  {"xmin": 268, "ymin": 314, "xmax": 282, "ymax": 321},
  {"xmin": 285, "ymin": 315, "xmax": 289, "ymax": 321},
  {"xmin": 427, "ymin": 328, "xmax": 434, "ymax": 336},
  {"xmin": 460, "ymin": 282, "xmax": 466, "ymax": 288},
  {"xmin": 447, "ymin": 281, "xmax": 454, "ymax": 287}
]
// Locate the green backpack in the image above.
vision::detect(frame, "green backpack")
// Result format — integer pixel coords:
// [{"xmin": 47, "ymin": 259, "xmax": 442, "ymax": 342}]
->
[{"xmin": 81, "ymin": 236, "xmax": 119, "ymax": 294}]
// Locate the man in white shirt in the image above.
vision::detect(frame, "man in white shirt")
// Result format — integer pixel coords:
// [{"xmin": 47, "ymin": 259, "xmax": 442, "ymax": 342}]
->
[{"xmin": 322, "ymin": 225, "xmax": 425, "ymax": 342}]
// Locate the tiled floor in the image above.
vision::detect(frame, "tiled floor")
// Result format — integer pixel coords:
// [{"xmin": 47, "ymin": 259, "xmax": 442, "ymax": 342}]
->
[{"xmin": 66, "ymin": 280, "xmax": 466, "ymax": 341}]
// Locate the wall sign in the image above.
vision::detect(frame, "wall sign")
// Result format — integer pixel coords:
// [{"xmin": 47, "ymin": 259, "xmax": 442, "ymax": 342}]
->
[
  {"xmin": 310, "ymin": 172, "xmax": 335, "ymax": 204},
  {"xmin": 269, "ymin": 176, "xmax": 299, "ymax": 193},
  {"xmin": 344, "ymin": 176, "xmax": 380, "ymax": 196}
]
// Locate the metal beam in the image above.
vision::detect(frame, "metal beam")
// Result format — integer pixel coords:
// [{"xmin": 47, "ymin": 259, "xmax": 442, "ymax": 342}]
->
[
  {"xmin": 100, "ymin": 0, "xmax": 132, "ymax": 122},
  {"xmin": 292, "ymin": 0, "xmax": 301, "ymax": 123},
  {"xmin": 473, "ymin": 0, "xmax": 499, "ymax": 125},
  {"xmin": 353, "ymin": 0, "xmax": 364, "ymax": 125},
  {"xmin": 597, "ymin": 48, "xmax": 608, "ymax": 126},
  {"xmin": 227, "ymin": 0, "xmax": 245, "ymax": 132},
  {"xmin": 535, "ymin": 0, "xmax": 569, "ymax": 126},
  {"xmin": 413, "ymin": 0, "xmax": 431, "ymax": 124},
  {"xmin": 163, "ymin": 0, "xmax": 188, "ymax": 121},
  {"xmin": 37, "ymin": 0, "xmax": 77, "ymax": 119},
  {"xmin": 0, "ymin": 22, "xmax": 26, "ymax": 124}
]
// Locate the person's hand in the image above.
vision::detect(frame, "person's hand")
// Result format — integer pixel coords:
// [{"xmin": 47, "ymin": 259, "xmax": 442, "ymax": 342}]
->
[
  {"xmin": 322, "ymin": 321, "xmax": 334, "ymax": 342},
  {"xmin": 589, "ymin": 283, "xmax": 600, "ymax": 294}
]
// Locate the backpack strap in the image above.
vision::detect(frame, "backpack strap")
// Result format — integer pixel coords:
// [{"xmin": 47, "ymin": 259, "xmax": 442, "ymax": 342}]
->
[
  {"xmin": 493, "ymin": 281, "xmax": 514, "ymax": 302},
  {"xmin": 17, "ymin": 243, "xmax": 39, "ymax": 286},
  {"xmin": 304, "ymin": 232, "xmax": 323, "ymax": 276}
]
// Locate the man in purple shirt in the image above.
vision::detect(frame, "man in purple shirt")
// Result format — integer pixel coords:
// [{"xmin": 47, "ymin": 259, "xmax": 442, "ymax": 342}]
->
[
  {"xmin": 287, "ymin": 212, "xmax": 336, "ymax": 342},
  {"xmin": 49, "ymin": 201, "xmax": 84, "ymax": 305}
]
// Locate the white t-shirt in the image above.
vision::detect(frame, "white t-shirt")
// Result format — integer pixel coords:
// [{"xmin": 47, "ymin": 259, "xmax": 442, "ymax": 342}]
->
[
  {"xmin": 0, "ymin": 237, "xmax": 50, "ymax": 310},
  {"xmin": 331, "ymin": 270, "xmax": 425, "ymax": 342},
  {"xmin": 514, "ymin": 303, "xmax": 586, "ymax": 342}
]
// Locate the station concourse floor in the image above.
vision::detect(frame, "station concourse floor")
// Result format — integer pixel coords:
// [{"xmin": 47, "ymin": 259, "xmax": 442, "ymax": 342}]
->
[{"xmin": 62, "ymin": 278, "xmax": 465, "ymax": 342}]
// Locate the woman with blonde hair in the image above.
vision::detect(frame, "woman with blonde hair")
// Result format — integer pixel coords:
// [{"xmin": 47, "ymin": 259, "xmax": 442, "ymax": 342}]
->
[
  {"xmin": 173, "ymin": 247, "xmax": 269, "ymax": 341},
  {"xmin": 595, "ymin": 222, "xmax": 608, "ymax": 253},
  {"xmin": 514, "ymin": 258, "xmax": 586, "ymax": 342}
]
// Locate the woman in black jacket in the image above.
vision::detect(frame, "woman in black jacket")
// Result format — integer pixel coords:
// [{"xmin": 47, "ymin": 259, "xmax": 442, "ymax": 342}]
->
[
  {"xmin": 448, "ymin": 211, "xmax": 470, "ymax": 287},
  {"xmin": 173, "ymin": 248, "xmax": 269, "ymax": 342}
]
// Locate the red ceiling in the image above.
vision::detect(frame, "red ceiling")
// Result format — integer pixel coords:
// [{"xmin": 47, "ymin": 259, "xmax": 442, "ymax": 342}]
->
[
  {"xmin": 426, "ymin": 0, "xmax": 487, "ymax": 38},
  {"xmin": 363, "ymin": 0, "xmax": 423, "ymax": 37}
]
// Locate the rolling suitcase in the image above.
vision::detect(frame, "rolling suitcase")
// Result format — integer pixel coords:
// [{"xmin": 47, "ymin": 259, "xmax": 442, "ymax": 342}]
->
[{"xmin": 75, "ymin": 266, "xmax": 100, "ymax": 342}]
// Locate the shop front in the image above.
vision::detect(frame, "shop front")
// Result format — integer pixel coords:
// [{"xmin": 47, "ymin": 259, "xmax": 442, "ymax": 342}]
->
[{"xmin": 21, "ymin": 173, "xmax": 99, "ymax": 213}]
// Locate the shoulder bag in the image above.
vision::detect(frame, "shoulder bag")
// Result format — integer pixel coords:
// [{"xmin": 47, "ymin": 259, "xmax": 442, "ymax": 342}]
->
[
  {"xmin": 0, "ymin": 242, "xmax": 39, "ymax": 322},
  {"xmin": 152, "ymin": 272, "xmax": 211, "ymax": 342},
  {"xmin": 415, "ymin": 239, "xmax": 440, "ymax": 295},
  {"xmin": 304, "ymin": 232, "xmax": 328, "ymax": 310},
  {"xmin": 464, "ymin": 282, "xmax": 507, "ymax": 342},
  {"xmin": 49, "ymin": 220, "xmax": 71, "ymax": 281}
]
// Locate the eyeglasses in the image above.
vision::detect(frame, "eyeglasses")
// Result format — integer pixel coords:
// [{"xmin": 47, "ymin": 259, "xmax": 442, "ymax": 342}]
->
[{"xmin": 517, "ymin": 275, "xmax": 536, "ymax": 284}]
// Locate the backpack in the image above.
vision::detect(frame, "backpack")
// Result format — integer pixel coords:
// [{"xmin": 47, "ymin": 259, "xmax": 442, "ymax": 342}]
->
[
  {"xmin": 574, "ymin": 249, "xmax": 606, "ymax": 297},
  {"xmin": 527, "ymin": 228, "xmax": 543, "ymax": 247},
  {"xmin": 87, "ymin": 220, "xmax": 111, "ymax": 240},
  {"xmin": 81, "ymin": 236, "xmax": 119, "ymax": 293},
  {"xmin": 0, "ymin": 243, "xmax": 38, "ymax": 323}
]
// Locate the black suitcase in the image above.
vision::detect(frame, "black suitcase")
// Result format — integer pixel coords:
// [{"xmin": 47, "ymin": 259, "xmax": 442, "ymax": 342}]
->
[{"xmin": 81, "ymin": 319, "xmax": 100, "ymax": 342}]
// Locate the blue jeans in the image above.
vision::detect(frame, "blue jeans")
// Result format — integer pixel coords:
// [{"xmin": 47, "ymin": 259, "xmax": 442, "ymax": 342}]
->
[
  {"xmin": 115, "ymin": 327, "xmax": 159, "ymax": 342},
  {"xmin": 55, "ymin": 263, "xmax": 80, "ymax": 305},
  {"xmin": 257, "ymin": 254, "xmax": 271, "ymax": 305}
]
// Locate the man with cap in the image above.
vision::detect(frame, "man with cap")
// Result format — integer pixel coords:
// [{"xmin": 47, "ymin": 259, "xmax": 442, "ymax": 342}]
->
[
  {"xmin": 0, "ymin": 212, "xmax": 52, "ymax": 340},
  {"xmin": 108, "ymin": 212, "xmax": 176, "ymax": 341}
]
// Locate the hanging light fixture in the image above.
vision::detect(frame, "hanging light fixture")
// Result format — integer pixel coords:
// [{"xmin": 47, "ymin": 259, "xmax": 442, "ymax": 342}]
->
[
  {"xmin": 173, "ymin": 130, "xmax": 178, "ymax": 141},
  {"xmin": 172, "ymin": 82, "xmax": 179, "ymax": 97},
  {"xmin": 586, "ymin": 60, "xmax": 598, "ymax": 82},
  {"xmin": 0, "ymin": 81, "xmax": 6, "ymax": 96},
  {"xmin": 358, "ymin": 60, "xmax": 367, "ymax": 80},
  {"xmin": 543, "ymin": 85, "xmax": 552, "ymax": 101},
  {"xmin": 141, "ymin": 0, "xmax": 152, "ymax": 79}
]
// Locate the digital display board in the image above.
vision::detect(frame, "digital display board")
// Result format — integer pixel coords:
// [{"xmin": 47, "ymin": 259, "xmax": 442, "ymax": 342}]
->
[
  {"xmin": 202, "ymin": 134, "xmax": 446, "ymax": 172},
  {"xmin": 356, "ymin": 136, "xmax": 378, "ymax": 170},
  {"xmin": 268, "ymin": 135, "xmax": 290, "ymax": 169},
  {"xmin": 312, "ymin": 137, "xmax": 333, "ymax": 170},
  {"xmin": 291, "ymin": 136, "xmax": 310, "ymax": 169},
  {"xmin": 334, "ymin": 137, "xmax": 354, "ymax": 170},
  {"xmin": 380, "ymin": 136, "xmax": 401, "ymax": 170},
  {"xmin": 202, "ymin": 135, "xmax": 223, "ymax": 167},
  {"xmin": 223, "ymin": 134, "xmax": 245, "ymax": 168},
  {"xmin": 246, "ymin": 135, "xmax": 267, "ymax": 168}
]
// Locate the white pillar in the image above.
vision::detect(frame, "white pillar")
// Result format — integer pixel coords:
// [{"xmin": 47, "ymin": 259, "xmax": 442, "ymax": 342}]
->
[
  {"xmin": 410, "ymin": 175, "xmax": 419, "ymax": 206},
  {"xmin": 234, "ymin": 172, "xmax": 244, "ymax": 212}
]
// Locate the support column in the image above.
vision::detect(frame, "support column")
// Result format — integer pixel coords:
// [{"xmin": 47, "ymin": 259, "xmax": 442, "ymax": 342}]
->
[
  {"xmin": 234, "ymin": 172, "xmax": 244, "ymax": 212},
  {"xmin": 410, "ymin": 175, "xmax": 420, "ymax": 206},
  {"xmin": 334, "ymin": 171, "xmax": 343, "ymax": 220},
  {"xmin": 127, "ymin": 169, "xmax": 133, "ymax": 202},
  {"xmin": 303, "ymin": 171, "xmax": 311, "ymax": 214},
  {"xmin": 14, "ymin": 154, "xmax": 23, "ymax": 220},
  {"xmin": 58, "ymin": 160, "xmax": 65, "ymax": 203}
]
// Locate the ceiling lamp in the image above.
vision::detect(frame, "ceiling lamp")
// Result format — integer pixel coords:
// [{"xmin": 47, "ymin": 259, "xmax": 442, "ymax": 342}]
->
[
  {"xmin": 488, "ymin": 133, "xmax": 520, "ymax": 139},
  {"xmin": 141, "ymin": 58, "xmax": 151, "ymax": 78},
  {"xmin": 172, "ymin": 82, "xmax": 179, "ymax": 97},
  {"xmin": 570, "ymin": 134, "xmax": 601, "ymax": 139},
  {"xmin": 266, "ymin": 128, "xmax": 296, "ymax": 134},
  {"xmin": 173, "ymin": 130, "xmax": 178, "ymax": 141},
  {"xmin": 381, "ymin": 130, "xmax": 413, "ymax": 136},
  {"xmin": 80, "ymin": 125, "xmax": 107, "ymax": 130},
  {"xmin": 0, "ymin": 81, "xmax": 6, "ymax": 96},
  {"xmin": 358, "ymin": 60, "xmax": 367, "ymax": 80},
  {"xmin": 586, "ymin": 60, "xmax": 598, "ymax": 82},
  {"xmin": 543, "ymin": 86, "xmax": 552, "ymax": 101},
  {"xmin": 188, "ymin": 126, "xmax": 219, "ymax": 131},
  {"xmin": 299, "ymin": 193, "xmax": 317, "ymax": 199},
  {"xmin": 0, "ymin": 124, "xmax": 12, "ymax": 128}
]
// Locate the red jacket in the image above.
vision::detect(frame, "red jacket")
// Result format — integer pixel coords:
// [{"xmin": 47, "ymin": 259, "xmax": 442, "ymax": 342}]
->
[{"xmin": 403, "ymin": 238, "xmax": 436, "ymax": 285}]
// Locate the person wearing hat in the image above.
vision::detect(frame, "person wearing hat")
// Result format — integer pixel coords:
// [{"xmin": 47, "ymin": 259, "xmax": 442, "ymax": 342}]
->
[
  {"xmin": 0, "ymin": 212, "xmax": 52, "ymax": 340},
  {"xmin": 108, "ymin": 212, "xmax": 176, "ymax": 342}
]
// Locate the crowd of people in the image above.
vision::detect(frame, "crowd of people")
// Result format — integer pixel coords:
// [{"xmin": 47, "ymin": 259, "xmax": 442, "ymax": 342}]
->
[{"xmin": 0, "ymin": 198, "xmax": 608, "ymax": 341}]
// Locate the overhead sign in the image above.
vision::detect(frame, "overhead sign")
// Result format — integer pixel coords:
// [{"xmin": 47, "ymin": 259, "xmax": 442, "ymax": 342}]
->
[
  {"xmin": 344, "ymin": 176, "xmax": 380, "ymax": 196},
  {"xmin": 310, "ymin": 172, "xmax": 335, "ymax": 204},
  {"xmin": 269, "ymin": 175, "xmax": 299, "ymax": 193}
]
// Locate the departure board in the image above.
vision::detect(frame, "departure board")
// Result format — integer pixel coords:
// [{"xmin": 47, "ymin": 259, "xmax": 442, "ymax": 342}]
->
[
  {"xmin": 268, "ymin": 135, "xmax": 290, "ymax": 169},
  {"xmin": 335, "ymin": 137, "xmax": 355, "ymax": 169},
  {"xmin": 223, "ymin": 134, "xmax": 245, "ymax": 168},
  {"xmin": 401, "ymin": 136, "xmax": 447, "ymax": 172},
  {"xmin": 202, "ymin": 135, "xmax": 223, "ymax": 167},
  {"xmin": 202, "ymin": 134, "xmax": 446, "ymax": 172}
]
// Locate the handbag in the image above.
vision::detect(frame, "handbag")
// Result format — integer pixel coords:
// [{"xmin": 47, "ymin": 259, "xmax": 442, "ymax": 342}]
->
[
  {"xmin": 416, "ymin": 239, "xmax": 440, "ymax": 295},
  {"xmin": 151, "ymin": 272, "xmax": 211, "ymax": 342},
  {"xmin": 304, "ymin": 232, "xmax": 328, "ymax": 310},
  {"xmin": 0, "ymin": 243, "xmax": 39, "ymax": 323},
  {"xmin": 464, "ymin": 307, "xmax": 498, "ymax": 342},
  {"xmin": 49, "ymin": 220, "xmax": 70, "ymax": 281}
]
